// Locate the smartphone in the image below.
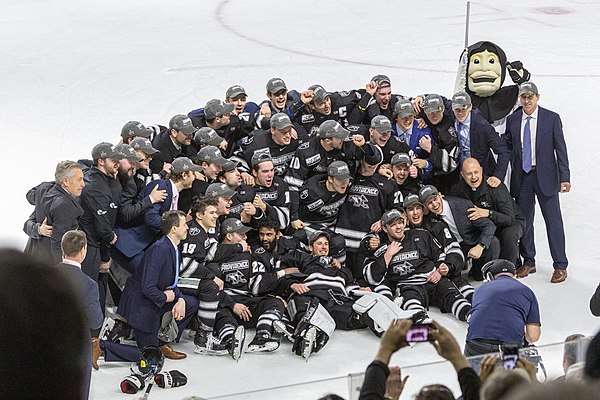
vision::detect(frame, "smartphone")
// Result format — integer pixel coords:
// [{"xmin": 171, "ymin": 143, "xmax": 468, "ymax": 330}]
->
[
  {"xmin": 406, "ymin": 323, "xmax": 431, "ymax": 343},
  {"xmin": 501, "ymin": 344, "xmax": 519, "ymax": 369}
]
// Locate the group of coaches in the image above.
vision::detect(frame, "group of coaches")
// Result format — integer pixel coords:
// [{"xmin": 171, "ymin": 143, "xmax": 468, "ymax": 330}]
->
[{"xmin": 23, "ymin": 74, "xmax": 570, "ymax": 386}]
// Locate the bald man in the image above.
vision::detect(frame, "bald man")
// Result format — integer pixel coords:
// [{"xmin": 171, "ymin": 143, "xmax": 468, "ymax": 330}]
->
[{"xmin": 450, "ymin": 158, "xmax": 525, "ymax": 267}]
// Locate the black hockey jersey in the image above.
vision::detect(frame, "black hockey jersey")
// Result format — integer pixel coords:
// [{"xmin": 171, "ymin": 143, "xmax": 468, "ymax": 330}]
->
[
  {"xmin": 254, "ymin": 176, "xmax": 291, "ymax": 230},
  {"xmin": 178, "ymin": 219, "xmax": 219, "ymax": 292},
  {"xmin": 297, "ymin": 174, "xmax": 346, "ymax": 228}
]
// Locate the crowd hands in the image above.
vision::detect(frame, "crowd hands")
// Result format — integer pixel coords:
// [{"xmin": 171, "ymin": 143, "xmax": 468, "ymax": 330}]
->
[{"xmin": 22, "ymin": 73, "xmax": 575, "ymax": 394}]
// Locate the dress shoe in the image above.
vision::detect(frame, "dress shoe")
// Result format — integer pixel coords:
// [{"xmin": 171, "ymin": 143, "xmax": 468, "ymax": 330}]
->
[
  {"xmin": 91, "ymin": 338, "xmax": 103, "ymax": 370},
  {"xmin": 551, "ymin": 269, "xmax": 568, "ymax": 283},
  {"xmin": 160, "ymin": 344, "xmax": 187, "ymax": 360},
  {"xmin": 516, "ymin": 265, "xmax": 536, "ymax": 278}
]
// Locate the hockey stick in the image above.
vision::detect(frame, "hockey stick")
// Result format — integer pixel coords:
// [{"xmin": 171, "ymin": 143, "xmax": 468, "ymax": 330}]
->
[
  {"xmin": 142, "ymin": 381, "xmax": 154, "ymax": 399},
  {"xmin": 453, "ymin": 1, "xmax": 471, "ymax": 93}
]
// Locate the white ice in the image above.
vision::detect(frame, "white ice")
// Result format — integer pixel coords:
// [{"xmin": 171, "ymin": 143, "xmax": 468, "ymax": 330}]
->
[{"xmin": 1, "ymin": 0, "xmax": 599, "ymax": 399}]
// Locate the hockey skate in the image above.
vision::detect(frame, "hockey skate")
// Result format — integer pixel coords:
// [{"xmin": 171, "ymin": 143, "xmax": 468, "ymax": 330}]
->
[
  {"xmin": 273, "ymin": 320, "xmax": 295, "ymax": 343},
  {"xmin": 193, "ymin": 330, "xmax": 228, "ymax": 356},
  {"xmin": 227, "ymin": 325, "xmax": 246, "ymax": 362},
  {"xmin": 245, "ymin": 335, "xmax": 280, "ymax": 353}
]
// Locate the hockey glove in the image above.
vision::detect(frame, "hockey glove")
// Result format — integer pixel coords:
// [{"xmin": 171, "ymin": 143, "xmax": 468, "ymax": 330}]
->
[
  {"xmin": 154, "ymin": 370, "xmax": 188, "ymax": 388},
  {"xmin": 120, "ymin": 374, "xmax": 145, "ymax": 394},
  {"xmin": 506, "ymin": 61, "xmax": 531, "ymax": 85}
]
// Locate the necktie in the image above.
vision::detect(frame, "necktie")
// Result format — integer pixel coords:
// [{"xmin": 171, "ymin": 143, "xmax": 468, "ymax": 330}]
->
[
  {"xmin": 170, "ymin": 248, "xmax": 180, "ymax": 289},
  {"xmin": 522, "ymin": 116, "xmax": 532, "ymax": 173},
  {"xmin": 458, "ymin": 122, "xmax": 471, "ymax": 160}
]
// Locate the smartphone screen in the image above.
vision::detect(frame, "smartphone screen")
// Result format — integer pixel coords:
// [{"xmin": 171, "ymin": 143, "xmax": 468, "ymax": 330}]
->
[
  {"xmin": 406, "ymin": 324, "xmax": 431, "ymax": 342},
  {"xmin": 502, "ymin": 345, "xmax": 519, "ymax": 369}
]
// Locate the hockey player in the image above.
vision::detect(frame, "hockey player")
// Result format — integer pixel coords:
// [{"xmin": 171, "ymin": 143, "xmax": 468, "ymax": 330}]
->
[
  {"xmin": 216, "ymin": 160, "xmax": 261, "ymax": 224},
  {"xmin": 388, "ymin": 153, "xmax": 421, "ymax": 207},
  {"xmin": 368, "ymin": 115, "xmax": 411, "ymax": 164},
  {"xmin": 225, "ymin": 85, "xmax": 259, "ymax": 123},
  {"xmin": 129, "ymin": 137, "xmax": 163, "ymax": 192},
  {"xmin": 255, "ymin": 77, "xmax": 301, "ymax": 130},
  {"xmin": 363, "ymin": 209, "xmax": 471, "ymax": 322},
  {"xmin": 402, "ymin": 193, "xmax": 474, "ymax": 302},
  {"xmin": 120, "ymin": 120, "xmax": 153, "ymax": 144},
  {"xmin": 234, "ymin": 113, "xmax": 308, "ymax": 177},
  {"xmin": 207, "ymin": 218, "xmax": 285, "ymax": 359},
  {"xmin": 335, "ymin": 143, "xmax": 396, "ymax": 276},
  {"xmin": 192, "ymin": 127, "xmax": 228, "ymax": 153},
  {"xmin": 287, "ymin": 84, "xmax": 367, "ymax": 135},
  {"xmin": 418, "ymin": 94, "xmax": 461, "ymax": 192},
  {"xmin": 251, "ymin": 153, "xmax": 291, "ymax": 231},
  {"xmin": 150, "ymin": 114, "xmax": 197, "ymax": 174}
]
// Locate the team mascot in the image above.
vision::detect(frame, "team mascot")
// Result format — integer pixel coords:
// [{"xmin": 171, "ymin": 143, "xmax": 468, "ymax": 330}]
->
[{"xmin": 455, "ymin": 41, "xmax": 530, "ymax": 132}]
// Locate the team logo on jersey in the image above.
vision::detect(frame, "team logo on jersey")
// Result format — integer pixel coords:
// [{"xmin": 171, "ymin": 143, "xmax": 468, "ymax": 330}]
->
[
  {"xmin": 254, "ymin": 247, "xmax": 265, "ymax": 254},
  {"xmin": 348, "ymin": 194, "xmax": 370, "ymax": 209},
  {"xmin": 300, "ymin": 189, "xmax": 309, "ymax": 200},
  {"xmin": 96, "ymin": 209, "xmax": 107, "ymax": 215},
  {"xmin": 310, "ymin": 126, "xmax": 319, "ymax": 136},
  {"xmin": 347, "ymin": 125, "xmax": 360, "ymax": 132},
  {"xmin": 188, "ymin": 227, "xmax": 201, "ymax": 236},
  {"xmin": 109, "ymin": 203, "xmax": 117, "ymax": 209},
  {"xmin": 305, "ymin": 154, "xmax": 321, "ymax": 166},
  {"xmin": 480, "ymin": 202, "xmax": 491, "ymax": 208},
  {"xmin": 448, "ymin": 126, "xmax": 457, "ymax": 137},
  {"xmin": 225, "ymin": 270, "xmax": 247, "ymax": 286},
  {"xmin": 392, "ymin": 261, "xmax": 415, "ymax": 276},
  {"xmin": 307, "ymin": 199, "xmax": 324, "ymax": 211},
  {"xmin": 301, "ymin": 114, "xmax": 315, "ymax": 123},
  {"xmin": 392, "ymin": 250, "xmax": 419, "ymax": 262},
  {"xmin": 338, "ymin": 91, "xmax": 351, "ymax": 97}
]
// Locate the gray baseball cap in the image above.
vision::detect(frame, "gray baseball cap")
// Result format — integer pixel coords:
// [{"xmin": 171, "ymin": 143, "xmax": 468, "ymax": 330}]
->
[
  {"xmin": 371, "ymin": 74, "xmax": 391, "ymax": 88},
  {"xmin": 221, "ymin": 218, "xmax": 251, "ymax": 234},
  {"xmin": 92, "ymin": 142, "xmax": 125, "ymax": 161},
  {"xmin": 380, "ymin": 209, "xmax": 405, "ymax": 226},
  {"xmin": 371, "ymin": 115, "xmax": 393, "ymax": 133},
  {"xmin": 169, "ymin": 114, "xmax": 197, "ymax": 135},
  {"xmin": 114, "ymin": 144, "xmax": 143, "ymax": 162},
  {"xmin": 226, "ymin": 85, "xmax": 246, "ymax": 99},
  {"xmin": 206, "ymin": 183, "xmax": 236, "ymax": 199},
  {"xmin": 308, "ymin": 230, "xmax": 330, "ymax": 245},
  {"xmin": 197, "ymin": 145, "xmax": 228, "ymax": 166},
  {"xmin": 327, "ymin": 161, "xmax": 351, "ymax": 180},
  {"xmin": 266, "ymin": 78, "xmax": 287, "ymax": 94},
  {"xmin": 251, "ymin": 152, "xmax": 273, "ymax": 168},
  {"xmin": 418, "ymin": 185, "xmax": 439, "ymax": 203},
  {"xmin": 171, "ymin": 157, "xmax": 202, "ymax": 174},
  {"xmin": 130, "ymin": 137, "xmax": 159, "ymax": 155},
  {"xmin": 424, "ymin": 94, "xmax": 445, "ymax": 114},
  {"xmin": 319, "ymin": 120, "xmax": 350, "ymax": 140},
  {"xmin": 391, "ymin": 153, "xmax": 411, "ymax": 166},
  {"xmin": 270, "ymin": 113, "xmax": 293, "ymax": 130},
  {"xmin": 452, "ymin": 91, "xmax": 472, "ymax": 109},
  {"xmin": 204, "ymin": 99, "xmax": 234, "ymax": 120},
  {"xmin": 222, "ymin": 159, "xmax": 241, "ymax": 172},
  {"xmin": 403, "ymin": 193, "xmax": 423, "ymax": 209},
  {"xmin": 519, "ymin": 81, "xmax": 538, "ymax": 96},
  {"xmin": 121, "ymin": 121, "xmax": 152, "ymax": 140},
  {"xmin": 308, "ymin": 84, "xmax": 330, "ymax": 103},
  {"xmin": 194, "ymin": 127, "xmax": 225, "ymax": 147},
  {"xmin": 363, "ymin": 143, "xmax": 384, "ymax": 166},
  {"xmin": 394, "ymin": 98, "xmax": 416, "ymax": 118}
]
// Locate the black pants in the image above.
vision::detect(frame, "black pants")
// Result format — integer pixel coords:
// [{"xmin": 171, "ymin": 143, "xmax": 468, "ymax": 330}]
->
[
  {"xmin": 497, "ymin": 221, "xmax": 525, "ymax": 266},
  {"xmin": 461, "ymin": 237, "xmax": 501, "ymax": 281}
]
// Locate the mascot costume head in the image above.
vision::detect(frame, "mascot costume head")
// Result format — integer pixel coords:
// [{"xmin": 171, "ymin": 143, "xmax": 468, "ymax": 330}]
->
[{"xmin": 459, "ymin": 41, "xmax": 530, "ymax": 126}]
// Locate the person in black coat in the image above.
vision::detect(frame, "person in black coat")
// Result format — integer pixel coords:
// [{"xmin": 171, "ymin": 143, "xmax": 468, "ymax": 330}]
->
[
  {"xmin": 450, "ymin": 91, "xmax": 510, "ymax": 185},
  {"xmin": 419, "ymin": 185, "xmax": 500, "ymax": 281},
  {"xmin": 451, "ymin": 158, "xmax": 525, "ymax": 266}
]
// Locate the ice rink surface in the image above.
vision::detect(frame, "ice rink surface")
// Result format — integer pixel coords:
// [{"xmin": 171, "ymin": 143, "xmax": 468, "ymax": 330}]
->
[{"xmin": 1, "ymin": 0, "xmax": 600, "ymax": 398}]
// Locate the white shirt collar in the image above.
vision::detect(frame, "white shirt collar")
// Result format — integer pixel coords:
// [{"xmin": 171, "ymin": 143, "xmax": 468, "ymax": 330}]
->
[{"xmin": 62, "ymin": 259, "xmax": 81, "ymax": 269}]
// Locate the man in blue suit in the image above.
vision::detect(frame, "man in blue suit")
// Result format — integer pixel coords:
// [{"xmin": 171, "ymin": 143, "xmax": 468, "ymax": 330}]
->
[
  {"xmin": 58, "ymin": 230, "xmax": 139, "ymax": 400},
  {"xmin": 118, "ymin": 210, "xmax": 199, "ymax": 359},
  {"xmin": 112, "ymin": 157, "xmax": 200, "ymax": 272},
  {"xmin": 451, "ymin": 91, "xmax": 510, "ymax": 187},
  {"xmin": 504, "ymin": 82, "xmax": 571, "ymax": 283}
]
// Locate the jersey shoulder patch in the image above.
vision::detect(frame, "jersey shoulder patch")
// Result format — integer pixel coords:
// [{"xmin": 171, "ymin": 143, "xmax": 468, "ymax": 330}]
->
[
  {"xmin": 374, "ymin": 244, "xmax": 388, "ymax": 258},
  {"xmin": 298, "ymin": 142, "xmax": 310, "ymax": 150},
  {"xmin": 188, "ymin": 227, "xmax": 201, "ymax": 236},
  {"xmin": 301, "ymin": 114, "xmax": 315, "ymax": 123}
]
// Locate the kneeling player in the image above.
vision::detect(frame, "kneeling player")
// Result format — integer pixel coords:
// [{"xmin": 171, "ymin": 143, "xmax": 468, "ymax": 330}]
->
[{"xmin": 362, "ymin": 209, "xmax": 471, "ymax": 322}]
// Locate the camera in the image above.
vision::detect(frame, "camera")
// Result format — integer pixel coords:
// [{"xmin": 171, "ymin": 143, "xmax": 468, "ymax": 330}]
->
[
  {"xmin": 406, "ymin": 323, "xmax": 432, "ymax": 343},
  {"xmin": 501, "ymin": 343, "xmax": 519, "ymax": 369}
]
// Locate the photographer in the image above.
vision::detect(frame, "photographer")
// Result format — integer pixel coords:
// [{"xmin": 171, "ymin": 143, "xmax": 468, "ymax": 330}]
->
[
  {"xmin": 465, "ymin": 260, "xmax": 541, "ymax": 357},
  {"xmin": 359, "ymin": 319, "xmax": 481, "ymax": 400}
]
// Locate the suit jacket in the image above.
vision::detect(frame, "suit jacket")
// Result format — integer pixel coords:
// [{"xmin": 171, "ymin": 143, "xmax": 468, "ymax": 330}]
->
[
  {"xmin": 58, "ymin": 262, "xmax": 103, "ymax": 331},
  {"xmin": 117, "ymin": 236, "xmax": 181, "ymax": 333},
  {"xmin": 505, "ymin": 106, "xmax": 570, "ymax": 197},
  {"xmin": 467, "ymin": 108, "xmax": 510, "ymax": 180},
  {"xmin": 444, "ymin": 196, "xmax": 496, "ymax": 248},
  {"xmin": 113, "ymin": 179, "xmax": 174, "ymax": 258}
]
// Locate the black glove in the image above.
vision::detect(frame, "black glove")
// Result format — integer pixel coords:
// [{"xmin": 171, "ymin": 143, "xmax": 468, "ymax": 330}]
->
[
  {"xmin": 120, "ymin": 374, "xmax": 145, "ymax": 394},
  {"xmin": 154, "ymin": 370, "xmax": 188, "ymax": 388},
  {"xmin": 506, "ymin": 61, "xmax": 531, "ymax": 84}
]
